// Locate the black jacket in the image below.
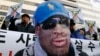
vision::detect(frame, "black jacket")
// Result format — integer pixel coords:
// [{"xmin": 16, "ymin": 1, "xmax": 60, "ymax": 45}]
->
[
  {"xmin": 8, "ymin": 17, "xmax": 35, "ymax": 33},
  {"xmin": 15, "ymin": 22, "xmax": 35, "ymax": 33}
]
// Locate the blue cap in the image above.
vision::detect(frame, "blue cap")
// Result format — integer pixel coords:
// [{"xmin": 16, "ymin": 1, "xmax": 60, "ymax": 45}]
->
[{"xmin": 34, "ymin": 1, "xmax": 70, "ymax": 25}]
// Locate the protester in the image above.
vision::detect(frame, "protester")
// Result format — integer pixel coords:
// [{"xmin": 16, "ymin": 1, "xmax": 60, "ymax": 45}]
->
[
  {"xmin": 14, "ymin": 14, "xmax": 35, "ymax": 33},
  {"xmin": 70, "ymin": 19, "xmax": 76, "ymax": 34},
  {"xmin": 70, "ymin": 19, "xmax": 78, "ymax": 38},
  {"xmin": 15, "ymin": 1, "xmax": 75, "ymax": 56},
  {"xmin": 6, "ymin": 6, "xmax": 35, "ymax": 33},
  {"xmin": 86, "ymin": 25, "xmax": 98, "ymax": 40},
  {"xmin": 79, "ymin": 28, "xmax": 86, "ymax": 38},
  {"xmin": 74, "ymin": 28, "xmax": 87, "ymax": 39},
  {"xmin": 8, "ymin": 17, "xmax": 17, "ymax": 31},
  {"xmin": 8, "ymin": 14, "xmax": 35, "ymax": 33},
  {"xmin": 70, "ymin": 19, "xmax": 86, "ymax": 39}
]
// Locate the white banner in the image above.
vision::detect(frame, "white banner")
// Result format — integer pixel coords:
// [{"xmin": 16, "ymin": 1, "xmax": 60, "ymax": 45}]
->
[
  {"xmin": 0, "ymin": 29, "xmax": 36, "ymax": 56},
  {"xmin": 71, "ymin": 38, "xmax": 100, "ymax": 56},
  {"xmin": 0, "ymin": 29, "xmax": 100, "ymax": 56}
]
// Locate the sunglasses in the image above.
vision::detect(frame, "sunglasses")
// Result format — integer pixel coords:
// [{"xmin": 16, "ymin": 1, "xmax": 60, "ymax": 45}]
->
[{"xmin": 40, "ymin": 17, "xmax": 69, "ymax": 30}]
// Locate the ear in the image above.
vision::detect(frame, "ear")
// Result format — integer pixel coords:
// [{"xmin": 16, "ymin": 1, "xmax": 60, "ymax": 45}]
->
[{"xmin": 35, "ymin": 26, "xmax": 40, "ymax": 35}]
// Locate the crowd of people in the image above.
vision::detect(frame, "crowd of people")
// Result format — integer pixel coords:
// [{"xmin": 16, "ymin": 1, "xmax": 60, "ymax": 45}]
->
[
  {"xmin": 1, "ymin": 12, "xmax": 98, "ymax": 40},
  {"xmin": 0, "ymin": 0, "xmax": 98, "ymax": 56},
  {"xmin": 70, "ymin": 19, "xmax": 98, "ymax": 40}
]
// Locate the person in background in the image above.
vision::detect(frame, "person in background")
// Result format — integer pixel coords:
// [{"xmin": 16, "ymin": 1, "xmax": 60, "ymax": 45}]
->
[
  {"xmin": 75, "ymin": 28, "xmax": 87, "ymax": 39},
  {"xmin": 5, "ymin": 5, "xmax": 20, "ymax": 30},
  {"xmin": 70, "ymin": 19, "xmax": 78, "ymax": 38},
  {"xmin": 70, "ymin": 19, "xmax": 86, "ymax": 39},
  {"xmin": 15, "ymin": 1, "xmax": 75, "ymax": 56},
  {"xmin": 86, "ymin": 25, "xmax": 97, "ymax": 40},
  {"xmin": 8, "ymin": 17, "xmax": 17, "ymax": 31},
  {"xmin": 15, "ymin": 14, "xmax": 35, "ymax": 33},
  {"xmin": 70, "ymin": 19, "xmax": 76, "ymax": 34}
]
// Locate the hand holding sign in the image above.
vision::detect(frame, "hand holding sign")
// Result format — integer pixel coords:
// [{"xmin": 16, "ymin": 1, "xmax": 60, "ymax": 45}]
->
[{"xmin": 10, "ymin": 11, "xmax": 17, "ymax": 17}]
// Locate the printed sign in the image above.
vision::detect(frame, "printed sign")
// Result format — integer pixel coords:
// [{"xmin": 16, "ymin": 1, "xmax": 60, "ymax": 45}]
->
[
  {"xmin": 5, "ymin": 2, "xmax": 23, "ymax": 20},
  {"xmin": 0, "ymin": 29, "xmax": 100, "ymax": 56},
  {"xmin": 0, "ymin": 16, "xmax": 5, "ymax": 29},
  {"xmin": 84, "ymin": 20, "xmax": 98, "ymax": 40},
  {"xmin": 0, "ymin": 29, "xmax": 36, "ymax": 56},
  {"xmin": 69, "ymin": 8, "xmax": 84, "ymax": 24},
  {"xmin": 71, "ymin": 38, "xmax": 100, "ymax": 56}
]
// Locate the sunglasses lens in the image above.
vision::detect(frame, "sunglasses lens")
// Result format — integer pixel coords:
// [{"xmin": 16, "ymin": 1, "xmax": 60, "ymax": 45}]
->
[
  {"xmin": 41, "ymin": 16, "xmax": 69, "ymax": 30},
  {"xmin": 42, "ymin": 19, "xmax": 56, "ymax": 30},
  {"xmin": 59, "ymin": 18, "xmax": 69, "ymax": 28}
]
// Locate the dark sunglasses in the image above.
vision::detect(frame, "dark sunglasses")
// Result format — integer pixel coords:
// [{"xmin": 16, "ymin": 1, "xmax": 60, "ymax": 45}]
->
[{"xmin": 40, "ymin": 16, "xmax": 69, "ymax": 30}]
